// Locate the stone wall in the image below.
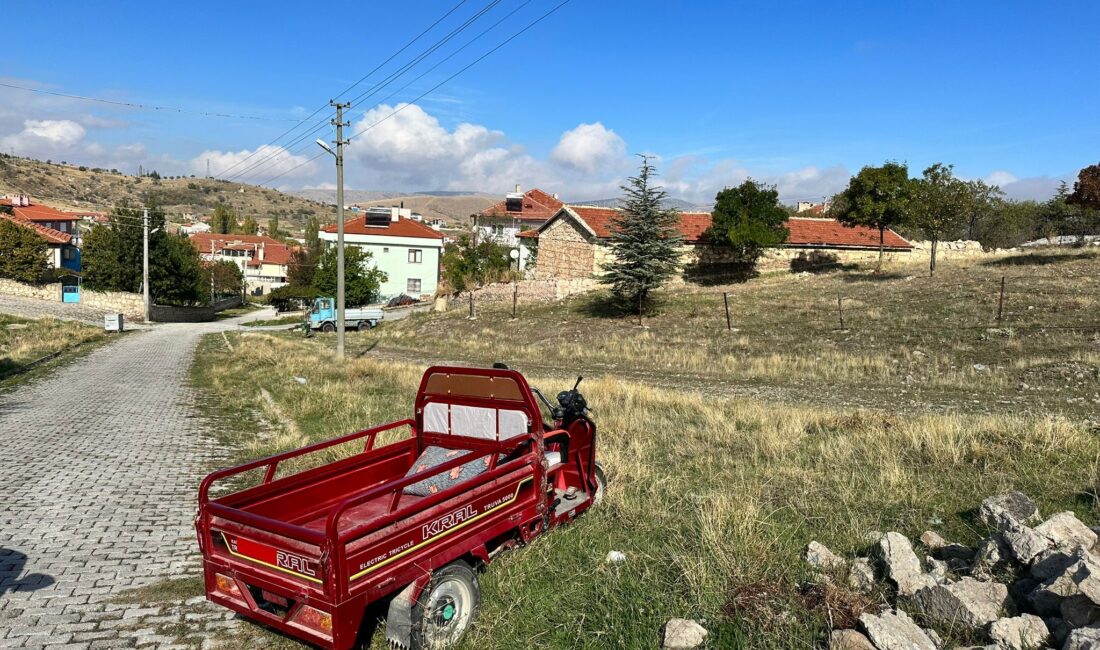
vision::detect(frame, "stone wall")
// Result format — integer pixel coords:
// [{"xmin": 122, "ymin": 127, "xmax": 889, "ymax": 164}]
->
[
  {"xmin": 534, "ymin": 218, "xmax": 597, "ymax": 280},
  {"xmin": 0, "ymin": 278, "xmax": 145, "ymax": 321},
  {"xmin": 453, "ymin": 278, "xmax": 596, "ymax": 306}
]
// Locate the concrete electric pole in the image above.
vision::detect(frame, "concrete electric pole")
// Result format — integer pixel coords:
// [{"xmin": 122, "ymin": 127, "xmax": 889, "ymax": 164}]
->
[
  {"xmin": 316, "ymin": 101, "xmax": 351, "ymax": 360},
  {"xmin": 142, "ymin": 207, "xmax": 150, "ymax": 323}
]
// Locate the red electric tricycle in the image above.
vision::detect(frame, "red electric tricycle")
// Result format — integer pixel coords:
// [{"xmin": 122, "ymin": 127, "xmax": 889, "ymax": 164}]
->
[{"xmin": 195, "ymin": 365, "xmax": 604, "ymax": 649}]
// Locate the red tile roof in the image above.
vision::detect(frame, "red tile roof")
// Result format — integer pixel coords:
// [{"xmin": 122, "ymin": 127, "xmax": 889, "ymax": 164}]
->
[
  {"xmin": 786, "ymin": 217, "xmax": 912, "ymax": 250},
  {"xmin": 1, "ymin": 214, "xmax": 72, "ymax": 245},
  {"xmin": 188, "ymin": 233, "xmax": 297, "ymax": 266},
  {"xmin": 323, "ymin": 215, "xmax": 444, "ymax": 240},
  {"xmin": 1, "ymin": 200, "xmax": 82, "ymax": 223},
  {"xmin": 477, "ymin": 188, "xmax": 564, "ymax": 222},
  {"xmin": 516, "ymin": 228, "xmax": 539, "ymax": 239},
  {"xmin": 540, "ymin": 208, "xmax": 912, "ymax": 250}
]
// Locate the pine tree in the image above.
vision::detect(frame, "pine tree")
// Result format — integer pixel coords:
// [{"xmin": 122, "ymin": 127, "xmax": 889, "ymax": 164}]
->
[{"xmin": 600, "ymin": 156, "xmax": 682, "ymax": 315}]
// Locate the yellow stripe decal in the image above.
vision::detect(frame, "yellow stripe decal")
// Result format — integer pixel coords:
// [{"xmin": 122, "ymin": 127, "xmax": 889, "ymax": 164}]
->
[
  {"xmin": 349, "ymin": 478, "xmax": 532, "ymax": 582},
  {"xmin": 219, "ymin": 532, "xmax": 324, "ymax": 584}
]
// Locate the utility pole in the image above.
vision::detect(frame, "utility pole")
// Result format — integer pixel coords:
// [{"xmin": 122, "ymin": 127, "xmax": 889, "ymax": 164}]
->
[
  {"xmin": 332, "ymin": 101, "xmax": 350, "ymax": 360},
  {"xmin": 210, "ymin": 240, "xmax": 216, "ymax": 300},
  {"xmin": 142, "ymin": 208, "xmax": 150, "ymax": 322}
]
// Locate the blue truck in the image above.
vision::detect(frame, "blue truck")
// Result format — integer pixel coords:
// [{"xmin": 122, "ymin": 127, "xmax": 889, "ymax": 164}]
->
[{"xmin": 307, "ymin": 296, "xmax": 384, "ymax": 332}]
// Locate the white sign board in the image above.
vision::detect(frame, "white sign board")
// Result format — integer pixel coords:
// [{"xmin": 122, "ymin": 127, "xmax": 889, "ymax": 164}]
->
[{"xmin": 104, "ymin": 313, "xmax": 124, "ymax": 332}]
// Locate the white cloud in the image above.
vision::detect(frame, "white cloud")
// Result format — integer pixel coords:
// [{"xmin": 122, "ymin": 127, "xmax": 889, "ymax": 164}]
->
[
  {"xmin": 550, "ymin": 122, "xmax": 627, "ymax": 174},
  {"xmin": 193, "ymin": 145, "xmax": 319, "ymax": 181},
  {"xmin": 1, "ymin": 119, "xmax": 87, "ymax": 155},
  {"xmin": 983, "ymin": 170, "xmax": 1018, "ymax": 187}
]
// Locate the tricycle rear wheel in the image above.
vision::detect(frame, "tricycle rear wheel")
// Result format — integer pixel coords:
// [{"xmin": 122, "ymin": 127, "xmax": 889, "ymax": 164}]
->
[
  {"xmin": 592, "ymin": 461, "xmax": 607, "ymax": 507},
  {"xmin": 410, "ymin": 560, "xmax": 480, "ymax": 649}
]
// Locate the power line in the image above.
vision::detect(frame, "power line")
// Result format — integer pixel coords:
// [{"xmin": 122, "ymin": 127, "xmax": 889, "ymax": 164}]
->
[
  {"xmin": 212, "ymin": 0, "xmax": 474, "ymax": 180},
  {"xmin": 224, "ymin": 0, "xmax": 506, "ymax": 184},
  {"xmin": 255, "ymin": 0, "xmax": 573, "ymax": 188},
  {"xmin": 0, "ymin": 81, "xmax": 301, "ymax": 123}
]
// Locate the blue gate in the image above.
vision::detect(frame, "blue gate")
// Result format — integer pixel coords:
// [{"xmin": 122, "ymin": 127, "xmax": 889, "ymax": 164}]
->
[{"xmin": 62, "ymin": 285, "xmax": 80, "ymax": 303}]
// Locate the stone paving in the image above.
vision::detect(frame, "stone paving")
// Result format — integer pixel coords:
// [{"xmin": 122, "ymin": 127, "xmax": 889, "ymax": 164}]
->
[{"xmin": 0, "ymin": 315, "xmax": 266, "ymax": 648}]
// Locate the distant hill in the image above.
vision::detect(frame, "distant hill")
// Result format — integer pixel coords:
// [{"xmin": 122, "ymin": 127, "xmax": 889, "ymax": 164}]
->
[
  {"xmin": 574, "ymin": 196, "xmax": 712, "ymax": 211},
  {"xmin": 293, "ymin": 189, "xmax": 495, "ymax": 226},
  {"xmin": 0, "ymin": 154, "xmax": 333, "ymax": 233}
]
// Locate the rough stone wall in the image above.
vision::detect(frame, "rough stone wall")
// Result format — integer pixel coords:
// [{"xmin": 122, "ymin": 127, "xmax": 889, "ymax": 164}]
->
[
  {"xmin": 0, "ymin": 278, "xmax": 145, "ymax": 320},
  {"xmin": 453, "ymin": 278, "xmax": 596, "ymax": 306},
  {"xmin": 534, "ymin": 218, "xmax": 597, "ymax": 280}
]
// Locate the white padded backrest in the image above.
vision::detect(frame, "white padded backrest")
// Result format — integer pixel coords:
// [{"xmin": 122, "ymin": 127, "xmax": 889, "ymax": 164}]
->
[
  {"xmin": 421, "ymin": 402, "xmax": 529, "ymax": 440},
  {"xmin": 423, "ymin": 402, "xmax": 449, "ymax": 434}
]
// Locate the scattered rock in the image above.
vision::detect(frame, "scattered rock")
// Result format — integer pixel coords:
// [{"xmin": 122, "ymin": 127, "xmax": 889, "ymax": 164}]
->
[
  {"xmin": 1046, "ymin": 617, "xmax": 1070, "ymax": 647},
  {"xmin": 1002, "ymin": 523, "xmax": 1055, "ymax": 564},
  {"xmin": 1029, "ymin": 556, "xmax": 1100, "ymax": 616},
  {"xmin": 806, "ymin": 541, "xmax": 847, "ymax": 570},
  {"xmin": 979, "ymin": 492, "xmax": 1041, "ymax": 531},
  {"xmin": 987, "ymin": 613, "xmax": 1049, "ymax": 650},
  {"xmin": 876, "ymin": 532, "xmax": 937, "ymax": 596},
  {"xmin": 940, "ymin": 543, "xmax": 978, "ymax": 562},
  {"xmin": 912, "ymin": 577, "xmax": 1011, "ymax": 629},
  {"xmin": 606, "ymin": 551, "xmax": 626, "ymax": 564},
  {"xmin": 292, "ymin": 375, "xmax": 307, "ymax": 385},
  {"xmin": 1032, "ymin": 545, "xmax": 1091, "ymax": 581},
  {"xmin": 848, "ymin": 558, "xmax": 876, "ymax": 593},
  {"xmin": 974, "ymin": 363, "xmax": 989, "ymax": 372},
  {"xmin": 661, "ymin": 618, "xmax": 707, "ymax": 649},
  {"xmin": 926, "ymin": 556, "xmax": 949, "ymax": 583},
  {"xmin": 1064, "ymin": 625, "xmax": 1100, "ymax": 650},
  {"xmin": 973, "ymin": 537, "xmax": 1008, "ymax": 580},
  {"xmin": 920, "ymin": 531, "xmax": 948, "ymax": 551},
  {"xmin": 923, "ymin": 626, "xmax": 944, "ymax": 649},
  {"xmin": 1064, "ymin": 594, "xmax": 1100, "ymax": 629},
  {"xmin": 1035, "ymin": 512, "xmax": 1099, "ymax": 551},
  {"xmin": 859, "ymin": 609, "xmax": 939, "ymax": 650},
  {"xmin": 829, "ymin": 629, "xmax": 876, "ymax": 650}
]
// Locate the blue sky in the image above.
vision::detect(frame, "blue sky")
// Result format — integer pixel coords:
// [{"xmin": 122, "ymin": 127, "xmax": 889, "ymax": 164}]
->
[{"xmin": 2, "ymin": 0, "xmax": 1097, "ymax": 203}]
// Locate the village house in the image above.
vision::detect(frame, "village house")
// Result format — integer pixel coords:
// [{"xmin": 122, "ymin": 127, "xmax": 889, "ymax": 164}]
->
[
  {"xmin": 189, "ymin": 232, "xmax": 294, "ymax": 296},
  {"xmin": 527, "ymin": 205, "xmax": 913, "ymax": 281},
  {"xmin": 1, "ymin": 195, "xmax": 82, "ymax": 271},
  {"xmin": 471, "ymin": 186, "xmax": 565, "ymax": 271},
  {"xmin": 319, "ymin": 206, "xmax": 444, "ymax": 300}
]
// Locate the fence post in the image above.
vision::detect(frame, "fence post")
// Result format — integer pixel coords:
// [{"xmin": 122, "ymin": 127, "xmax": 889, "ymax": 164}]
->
[
  {"xmin": 837, "ymin": 292, "xmax": 845, "ymax": 329},
  {"xmin": 512, "ymin": 282, "xmax": 518, "ymax": 319},
  {"xmin": 638, "ymin": 292, "xmax": 643, "ymax": 327},
  {"xmin": 723, "ymin": 292, "xmax": 732, "ymax": 332},
  {"xmin": 996, "ymin": 276, "xmax": 1005, "ymax": 322},
  {"xmin": 469, "ymin": 290, "xmax": 476, "ymax": 319}
]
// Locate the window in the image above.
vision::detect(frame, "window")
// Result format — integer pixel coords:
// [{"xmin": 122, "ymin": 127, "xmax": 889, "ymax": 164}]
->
[
  {"xmin": 62, "ymin": 248, "xmax": 75, "ymax": 260},
  {"xmin": 491, "ymin": 224, "xmax": 505, "ymax": 236},
  {"xmin": 408, "ymin": 249, "xmax": 422, "ymax": 263},
  {"xmin": 407, "ymin": 278, "xmax": 422, "ymax": 293},
  {"xmin": 383, "ymin": 247, "xmax": 389, "ymax": 253}
]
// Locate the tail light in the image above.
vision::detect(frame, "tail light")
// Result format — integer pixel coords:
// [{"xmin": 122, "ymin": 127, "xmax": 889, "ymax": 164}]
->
[
  {"xmin": 290, "ymin": 605, "xmax": 333, "ymax": 638},
  {"xmin": 214, "ymin": 573, "xmax": 244, "ymax": 600}
]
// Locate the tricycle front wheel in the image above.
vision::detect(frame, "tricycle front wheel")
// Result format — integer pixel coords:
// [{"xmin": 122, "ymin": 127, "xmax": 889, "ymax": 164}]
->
[{"xmin": 410, "ymin": 560, "xmax": 480, "ymax": 649}]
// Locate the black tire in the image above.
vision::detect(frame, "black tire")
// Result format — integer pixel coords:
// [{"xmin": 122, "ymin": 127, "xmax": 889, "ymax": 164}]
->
[
  {"xmin": 357, "ymin": 320, "xmax": 372, "ymax": 332},
  {"xmin": 409, "ymin": 561, "xmax": 480, "ymax": 650},
  {"xmin": 321, "ymin": 322, "xmax": 335, "ymax": 333},
  {"xmin": 591, "ymin": 461, "xmax": 607, "ymax": 507}
]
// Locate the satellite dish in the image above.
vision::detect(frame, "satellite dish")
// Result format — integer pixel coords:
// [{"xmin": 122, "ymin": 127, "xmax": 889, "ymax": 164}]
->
[{"xmin": 509, "ymin": 249, "xmax": 520, "ymax": 259}]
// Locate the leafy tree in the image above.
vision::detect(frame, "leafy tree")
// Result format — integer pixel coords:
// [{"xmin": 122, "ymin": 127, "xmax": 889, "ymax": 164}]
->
[
  {"xmin": 600, "ymin": 156, "xmax": 682, "ymax": 314},
  {"xmin": 238, "ymin": 215, "xmax": 259, "ymax": 235},
  {"xmin": 304, "ymin": 215, "xmax": 322, "ymax": 254},
  {"xmin": 972, "ymin": 200, "xmax": 1042, "ymax": 250},
  {"xmin": 1038, "ymin": 182, "xmax": 1092, "ymax": 242},
  {"xmin": 287, "ymin": 247, "xmax": 317, "ymax": 288},
  {"xmin": 210, "ymin": 204, "xmax": 237, "ymax": 234},
  {"xmin": 706, "ymin": 179, "xmax": 789, "ymax": 271},
  {"xmin": 963, "ymin": 180, "xmax": 1003, "ymax": 240},
  {"xmin": 440, "ymin": 235, "xmax": 513, "ymax": 292},
  {"xmin": 312, "ymin": 245, "xmax": 386, "ymax": 306},
  {"xmin": 1067, "ymin": 163, "xmax": 1100, "ymax": 210},
  {"xmin": 0, "ymin": 219, "xmax": 49, "ymax": 283},
  {"xmin": 909, "ymin": 163, "xmax": 970, "ymax": 275},
  {"xmin": 268, "ymin": 215, "xmax": 282, "ymax": 238},
  {"xmin": 150, "ymin": 235, "xmax": 204, "ymax": 305},
  {"xmin": 202, "ymin": 260, "xmax": 245, "ymax": 299},
  {"xmin": 831, "ymin": 161, "xmax": 911, "ymax": 272}
]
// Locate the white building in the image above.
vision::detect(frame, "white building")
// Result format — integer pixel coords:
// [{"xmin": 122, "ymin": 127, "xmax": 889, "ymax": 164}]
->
[{"xmin": 319, "ymin": 206, "xmax": 444, "ymax": 300}]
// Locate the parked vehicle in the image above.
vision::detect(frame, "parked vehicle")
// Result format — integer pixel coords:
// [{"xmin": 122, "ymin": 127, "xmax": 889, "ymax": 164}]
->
[
  {"xmin": 307, "ymin": 296, "xmax": 383, "ymax": 332},
  {"xmin": 195, "ymin": 365, "xmax": 604, "ymax": 649}
]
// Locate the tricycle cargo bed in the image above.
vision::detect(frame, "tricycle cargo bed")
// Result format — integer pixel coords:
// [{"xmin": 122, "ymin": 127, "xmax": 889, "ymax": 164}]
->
[{"xmin": 195, "ymin": 365, "xmax": 602, "ymax": 650}]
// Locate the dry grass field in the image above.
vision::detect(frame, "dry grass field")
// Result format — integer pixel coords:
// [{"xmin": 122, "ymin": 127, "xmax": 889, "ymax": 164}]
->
[
  {"xmin": 0, "ymin": 314, "xmax": 106, "ymax": 389},
  {"xmin": 175, "ymin": 249, "xmax": 1100, "ymax": 648}
]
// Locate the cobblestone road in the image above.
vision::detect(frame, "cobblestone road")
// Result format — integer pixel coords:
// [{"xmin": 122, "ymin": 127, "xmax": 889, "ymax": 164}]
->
[{"xmin": 0, "ymin": 317, "xmax": 261, "ymax": 648}]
